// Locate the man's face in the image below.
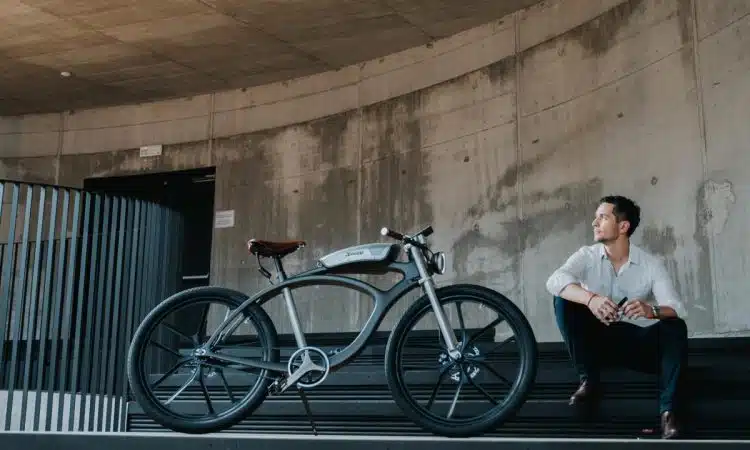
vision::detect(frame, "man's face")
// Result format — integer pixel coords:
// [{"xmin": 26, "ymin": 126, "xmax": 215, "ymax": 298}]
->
[{"xmin": 592, "ymin": 202, "xmax": 627, "ymax": 243}]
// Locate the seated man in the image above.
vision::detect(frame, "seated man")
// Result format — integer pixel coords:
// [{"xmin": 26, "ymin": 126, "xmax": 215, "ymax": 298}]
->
[{"xmin": 545, "ymin": 195, "xmax": 688, "ymax": 439}]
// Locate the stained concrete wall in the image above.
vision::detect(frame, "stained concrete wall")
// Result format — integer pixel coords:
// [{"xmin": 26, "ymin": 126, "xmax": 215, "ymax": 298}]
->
[{"xmin": 1, "ymin": 0, "xmax": 749, "ymax": 342}]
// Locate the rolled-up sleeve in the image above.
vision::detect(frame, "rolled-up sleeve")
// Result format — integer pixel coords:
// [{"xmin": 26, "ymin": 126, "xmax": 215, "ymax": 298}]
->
[
  {"xmin": 546, "ymin": 247, "xmax": 590, "ymax": 296},
  {"xmin": 651, "ymin": 258, "xmax": 688, "ymax": 319}
]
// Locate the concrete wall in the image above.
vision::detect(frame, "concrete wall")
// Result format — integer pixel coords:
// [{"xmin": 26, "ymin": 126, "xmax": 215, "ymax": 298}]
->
[{"xmin": 1, "ymin": 0, "xmax": 749, "ymax": 342}]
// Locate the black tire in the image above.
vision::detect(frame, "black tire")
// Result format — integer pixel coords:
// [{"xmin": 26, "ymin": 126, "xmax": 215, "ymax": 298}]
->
[
  {"xmin": 385, "ymin": 283, "xmax": 538, "ymax": 437},
  {"xmin": 126, "ymin": 286, "xmax": 279, "ymax": 434}
]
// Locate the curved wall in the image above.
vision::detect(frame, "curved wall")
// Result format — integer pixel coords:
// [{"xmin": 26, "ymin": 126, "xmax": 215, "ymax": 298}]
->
[{"xmin": 1, "ymin": 0, "xmax": 749, "ymax": 342}]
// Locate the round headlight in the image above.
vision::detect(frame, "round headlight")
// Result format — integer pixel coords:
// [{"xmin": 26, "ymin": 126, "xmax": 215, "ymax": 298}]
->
[{"xmin": 431, "ymin": 252, "xmax": 446, "ymax": 275}]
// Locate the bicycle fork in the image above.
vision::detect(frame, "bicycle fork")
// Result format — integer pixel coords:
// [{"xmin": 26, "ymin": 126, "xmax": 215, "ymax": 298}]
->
[{"xmin": 407, "ymin": 239, "xmax": 462, "ymax": 360}]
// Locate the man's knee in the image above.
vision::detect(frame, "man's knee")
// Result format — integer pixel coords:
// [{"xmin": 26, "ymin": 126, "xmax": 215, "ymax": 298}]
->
[
  {"xmin": 553, "ymin": 295, "xmax": 574, "ymax": 319},
  {"xmin": 659, "ymin": 317, "xmax": 688, "ymax": 338},
  {"xmin": 553, "ymin": 296, "xmax": 590, "ymax": 330},
  {"xmin": 657, "ymin": 318, "xmax": 689, "ymax": 353},
  {"xmin": 553, "ymin": 295, "xmax": 588, "ymax": 314},
  {"xmin": 552, "ymin": 296, "xmax": 570, "ymax": 330}
]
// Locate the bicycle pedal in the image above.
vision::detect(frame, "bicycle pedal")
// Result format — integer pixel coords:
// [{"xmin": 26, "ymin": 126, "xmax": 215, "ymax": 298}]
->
[
  {"xmin": 297, "ymin": 388, "xmax": 318, "ymax": 436},
  {"xmin": 268, "ymin": 378, "xmax": 286, "ymax": 395}
]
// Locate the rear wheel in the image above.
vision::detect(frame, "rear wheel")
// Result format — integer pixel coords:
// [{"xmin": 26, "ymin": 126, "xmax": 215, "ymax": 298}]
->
[
  {"xmin": 126, "ymin": 286, "xmax": 279, "ymax": 434},
  {"xmin": 385, "ymin": 284, "xmax": 537, "ymax": 437}
]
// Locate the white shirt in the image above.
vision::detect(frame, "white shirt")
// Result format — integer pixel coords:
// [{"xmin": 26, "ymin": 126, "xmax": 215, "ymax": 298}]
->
[{"xmin": 545, "ymin": 243, "xmax": 688, "ymax": 319}]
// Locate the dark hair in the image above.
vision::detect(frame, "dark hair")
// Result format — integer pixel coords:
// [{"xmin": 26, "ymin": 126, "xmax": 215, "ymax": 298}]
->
[{"xmin": 599, "ymin": 195, "xmax": 641, "ymax": 237}]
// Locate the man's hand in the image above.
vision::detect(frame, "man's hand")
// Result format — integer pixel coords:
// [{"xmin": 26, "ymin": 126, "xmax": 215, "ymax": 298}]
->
[
  {"xmin": 621, "ymin": 299, "xmax": 654, "ymax": 319},
  {"xmin": 587, "ymin": 294, "xmax": 619, "ymax": 325}
]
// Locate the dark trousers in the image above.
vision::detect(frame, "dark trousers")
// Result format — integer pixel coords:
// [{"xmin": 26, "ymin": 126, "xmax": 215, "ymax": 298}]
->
[{"xmin": 553, "ymin": 296, "xmax": 688, "ymax": 414}]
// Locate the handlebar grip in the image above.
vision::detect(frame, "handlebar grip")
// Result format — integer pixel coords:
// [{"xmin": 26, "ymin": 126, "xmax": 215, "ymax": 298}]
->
[{"xmin": 380, "ymin": 227, "xmax": 405, "ymax": 241}]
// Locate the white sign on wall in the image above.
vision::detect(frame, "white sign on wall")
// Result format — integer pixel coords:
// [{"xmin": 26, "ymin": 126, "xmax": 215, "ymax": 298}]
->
[
  {"xmin": 139, "ymin": 144, "xmax": 163, "ymax": 157},
  {"xmin": 214, "ymin": 210, "xmax": 235, "ymax": 229}
]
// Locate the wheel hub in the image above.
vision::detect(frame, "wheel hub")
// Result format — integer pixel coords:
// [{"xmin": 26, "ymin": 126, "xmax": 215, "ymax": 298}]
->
[
  {"xmin": 438, "ymin": 343, "xmax": 481, "ymax": 383},
  {"xmin": 190, "ymin": 347, "xmax": 209, "ymax": 369}
]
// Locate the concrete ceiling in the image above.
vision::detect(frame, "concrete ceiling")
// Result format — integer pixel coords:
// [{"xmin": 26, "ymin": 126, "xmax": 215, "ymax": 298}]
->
[{"xmin": 0, "ymin": 0, "xmax": 539, "ymax": 116}]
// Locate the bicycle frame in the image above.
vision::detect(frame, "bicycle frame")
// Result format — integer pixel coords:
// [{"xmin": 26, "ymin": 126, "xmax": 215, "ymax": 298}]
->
[{"xmin": 202, "ymin": 235, "xmax": 460, "ymax": 374}]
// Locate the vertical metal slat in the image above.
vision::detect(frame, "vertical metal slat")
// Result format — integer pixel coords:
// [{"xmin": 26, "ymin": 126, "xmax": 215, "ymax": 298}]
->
[
  {"xmin": 79, "ymin": 194, "xmax": 102, "ymax": 431},
  {"xmin": 88, "ymin": 195, "xmax": 111, "ymax": 431},
  {"xmin": 139, "ymin": 204, "xmax": 156, "ymax": 336},
  {"xmin": 119, "ymin": 199, "xmax": 142, "ymax": 431},
  {"xmin": 18, "ymin": 186, "xmax": 47, "ymax": 430},
  {"xmin": 44, "ymin": 188, "xmax": 70, "ymax": 432},
  {"xmin": 104, "ymin": 197, "xmax": 127, "ymax": 431},
  {"xmin": 139, "ymin": 204, "xmax": 158, "ymax": 373},
  {"xmin": 55, "ymin": 190, "xmax": 81, "ymax": 430},
  {"xmin": 32, "ymin": 186, "xmax": 58, "ymax": 431},
  {"xmin": 0, "ymin": 183, "xmax": 20, "ymax": 401},
  {"xmin": 4, "ymin": 185, "xmax": 34, "ymax": 430},
  {"xmin": 95, "ymin": 195, "xmax": 118, "ymax": 431},
  {"xmin": 68, "ymin": 192, "xmax": 91, "ymax": 432}
]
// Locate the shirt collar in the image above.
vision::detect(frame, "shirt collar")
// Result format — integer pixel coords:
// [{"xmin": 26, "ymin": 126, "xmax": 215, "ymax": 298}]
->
[{"xmin": 598, "ymin": 242, "xmax": 641, "ymax": 265}]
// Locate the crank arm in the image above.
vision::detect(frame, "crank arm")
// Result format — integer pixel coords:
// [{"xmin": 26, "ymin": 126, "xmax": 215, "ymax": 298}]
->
[{"xmin": 278, "ymin": 358, "xmax": 326, "ymax": 393}]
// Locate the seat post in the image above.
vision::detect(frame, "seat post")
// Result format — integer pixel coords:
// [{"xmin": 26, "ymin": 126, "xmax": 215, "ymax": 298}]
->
[
  {"xmin": 272, "ymin": 256, "xmax": 288, "ymax": 282},
  {"xmin": 273, "ymin": 255, "xmax": 307, "ymax": 348}
]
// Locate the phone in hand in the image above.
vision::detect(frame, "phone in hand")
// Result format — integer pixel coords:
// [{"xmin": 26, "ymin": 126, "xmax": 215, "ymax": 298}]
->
[{"xmin": 616, "ymin": 297, "xmax": 628, "ymax": 321}]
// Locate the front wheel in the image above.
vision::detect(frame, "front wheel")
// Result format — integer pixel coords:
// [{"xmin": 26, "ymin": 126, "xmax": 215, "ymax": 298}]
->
[{"xmin": 385, "ymin": 284, "xmax": 538, "ymax": 437}]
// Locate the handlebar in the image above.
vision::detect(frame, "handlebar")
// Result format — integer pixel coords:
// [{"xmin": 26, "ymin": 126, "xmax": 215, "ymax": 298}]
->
[
  {"xmin": 380, "ymin": 225, "xmax": 434, "ymax": 249},
  {"xmin": 382, "ymin": 225, "xmax": 446, "ymax": 275},
  {"xmin": 380, "ymin": 227, "xmax": 405, "ymax": 241}
]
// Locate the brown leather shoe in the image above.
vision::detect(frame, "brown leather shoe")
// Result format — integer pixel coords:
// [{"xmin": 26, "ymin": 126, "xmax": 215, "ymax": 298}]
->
[
  {"xmin": 569, "ymin": 380, "xmax": 599, "ymax": 407},
  {"xmin": 661, "ymin": 411, "xmax": 680, "ymax": 439}
]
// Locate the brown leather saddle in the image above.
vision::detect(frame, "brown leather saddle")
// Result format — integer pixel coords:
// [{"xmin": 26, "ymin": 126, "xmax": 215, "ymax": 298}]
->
[{"xmin": 247, "ymin": 239, "xmax": 306, "ymax": 258}]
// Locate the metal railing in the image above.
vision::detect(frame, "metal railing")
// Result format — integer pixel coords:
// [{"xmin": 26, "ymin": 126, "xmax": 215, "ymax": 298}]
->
[{"xmin": 0, "ymin": 180, "xmax": 183, "ymax": 432}]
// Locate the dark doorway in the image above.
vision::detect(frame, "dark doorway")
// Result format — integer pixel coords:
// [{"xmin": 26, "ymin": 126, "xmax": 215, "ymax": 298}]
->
[{"xmin": 83, "ymin": 167, "xmax": 216, "ymax": 292}]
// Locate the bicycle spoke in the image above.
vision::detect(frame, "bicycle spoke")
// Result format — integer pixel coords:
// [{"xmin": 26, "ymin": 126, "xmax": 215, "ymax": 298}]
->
[
  {"xmin": 196, "ymin": 303, "xmax": 211, "ymax": 341},
  {"xmin": 403, "ymin": 363, "xmax": 444, "ymax": 371},
  {"xmin": 447, "ymin": 377, "xmax": 464, "ymax": 419},
  {"xmin": 476, "ymin": 360, "xmax": 513, "ymax": 387},
  {"xmin": 198, "ymin": 367, "xmax": 215, "ymax": 415},
  {"xmin": 164, "ymin": 369, "xmax": 199, "ymax": 405},
  {"xmin": 160, "ymin": 322, "xmax": 193, "ymax": 344},
  {"xmin": 150, "ymin": 358, "xmax": 192, "ymax": 389},
  {"xmin": 218, "ymin": 369, "xmax": 235, "ymax": 402},
  {"xmin": 425, "ymin": 362, "xmax": 457, "ymax": 410},
  {"xmin": 468, "ymin": 335, "xmax": 516, "ymax": 364},
  {"xmin": 487, "ymin": 335, "xmax": 516, "ymax": 355},
  {"xmin": 466, "ymin": 316, "xmax": 505, "ymax": 348},
  {"xmin": 461, "ymin": 365, "xmax": 498, "ymax": 406},
  {"xmin": 149, "ymin": 339, "xmax": 182, "ymax": 358},
  {"xmin": 456, "ymin": 301, "xmax": 468, "ymax": 343}
]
